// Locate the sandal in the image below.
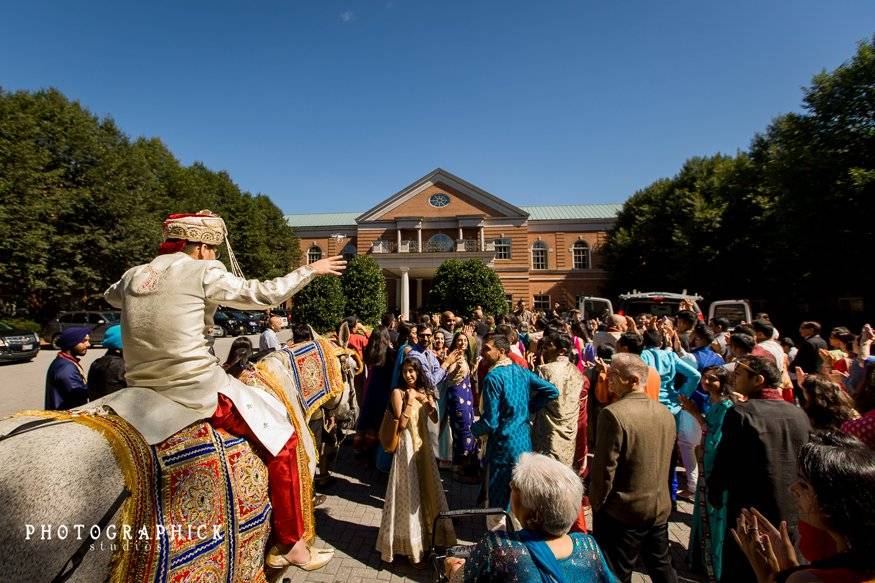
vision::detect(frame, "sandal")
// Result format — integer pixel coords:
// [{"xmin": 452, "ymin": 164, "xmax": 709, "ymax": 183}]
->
[{"xmin": 266, "ymin": 545, "xmax": 334, "ymax": 571}]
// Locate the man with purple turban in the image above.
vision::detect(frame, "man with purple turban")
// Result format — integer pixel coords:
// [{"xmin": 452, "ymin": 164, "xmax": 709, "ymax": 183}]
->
[{"xmin": 45, "ymin": 327, "xmax": 91, "ymax": 410}]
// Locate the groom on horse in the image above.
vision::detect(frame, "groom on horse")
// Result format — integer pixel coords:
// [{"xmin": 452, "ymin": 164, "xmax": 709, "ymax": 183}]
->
[{"xmin": 101, "ymin": 209, "xmax": 346, "ymax": 571}]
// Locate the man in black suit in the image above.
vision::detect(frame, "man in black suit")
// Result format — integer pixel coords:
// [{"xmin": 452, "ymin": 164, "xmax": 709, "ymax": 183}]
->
[
  {"xmin": 708, "ymin": 355, "xmax": 811, "ymax": 583},
  {"xmin": 792, "ymin": 320, "xmax": 827, "ymax": 374}
]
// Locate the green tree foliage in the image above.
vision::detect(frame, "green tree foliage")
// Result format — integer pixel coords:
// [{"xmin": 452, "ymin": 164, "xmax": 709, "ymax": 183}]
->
[
  {"xmin": 428, "ymin": 258, "xmax": 508, "ymax": 317},
  {"xmin": 341, "ymin": 255, "xmax": 387, "ymax": 326},
  {"xmin": 0, "ymin": 88, "xmax": 300, "ymax": 320},
  {"xmin": 604, "ymin": 37, "xmax": 875, "ymax": 318},
  {"xmin": 291, "ymin": 275, "xmax": 346, "ymax": 333}
]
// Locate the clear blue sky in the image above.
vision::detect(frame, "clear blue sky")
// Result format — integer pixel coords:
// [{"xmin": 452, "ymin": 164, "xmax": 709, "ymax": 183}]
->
[{"xmin": 2, "ymin": 1, "xmax": 873, "ymax": 213}]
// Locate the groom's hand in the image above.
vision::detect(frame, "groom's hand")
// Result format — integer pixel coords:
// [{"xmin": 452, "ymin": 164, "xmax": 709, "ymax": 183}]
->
[{"xmin": 309, "ymin": 255, "xmax": 347, "ymax": 276}]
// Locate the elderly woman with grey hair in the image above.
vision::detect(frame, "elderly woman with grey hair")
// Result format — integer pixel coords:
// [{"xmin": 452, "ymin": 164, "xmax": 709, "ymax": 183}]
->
[{"xmin": 445, "ymin": 453, "xmax": 617, "ymax": 582}]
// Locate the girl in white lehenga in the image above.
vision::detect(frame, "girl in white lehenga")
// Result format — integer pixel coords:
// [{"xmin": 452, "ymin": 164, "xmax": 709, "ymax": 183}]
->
[{"xmin": 377, "ymin": 357, "xmax": 456, "ymax": 566}]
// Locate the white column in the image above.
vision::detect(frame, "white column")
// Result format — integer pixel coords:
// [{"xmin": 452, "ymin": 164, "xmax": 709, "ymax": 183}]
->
[
  {"xmin": 396, "ymin": 228, "xmax": 402, "ymax": 248},
  {"xmin": 458, "ymin": 225, "xmax": 463, "ymax": 240},
  {"xmin": 479, "ymin": 226, "xmax": 485, "ymax": 249},
  {"xmin": 400, "ymin": 268, "xmax": 410, "ymax": 321},
  {"xmin": 416, "ymin": 278, "xmax": 423, "ymax": 309},
  {"xmin": 417, "ymin": 226, "xmax": 422, "ymax": 252},
  {"xmin": 395, "ymin": 278, "xmax": 401, "ymax": 311}
]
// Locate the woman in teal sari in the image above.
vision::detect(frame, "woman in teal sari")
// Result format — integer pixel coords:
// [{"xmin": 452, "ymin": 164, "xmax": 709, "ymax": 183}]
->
[
  {"xmin": 445, "ymin": 453, "xmax": 617, "ymax": 583},
  {"xmin": 684, "ymin": 365, "xmax": 735, "ymax": 582}
]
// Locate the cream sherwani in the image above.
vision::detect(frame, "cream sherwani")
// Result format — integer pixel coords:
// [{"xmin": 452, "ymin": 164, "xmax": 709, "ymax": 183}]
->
[
  {"xmin": 96, "ymin": 252, "xmax": 315, "ymax": 456},
  {"xmin": 532, "ymin": 356, "xmax": 584, "ymax": 466}
]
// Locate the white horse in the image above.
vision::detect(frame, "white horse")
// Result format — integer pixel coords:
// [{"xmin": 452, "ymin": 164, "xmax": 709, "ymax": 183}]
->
[{"xmin": 0, "ymin": 338, "xmax": 354, "ymax": 583}]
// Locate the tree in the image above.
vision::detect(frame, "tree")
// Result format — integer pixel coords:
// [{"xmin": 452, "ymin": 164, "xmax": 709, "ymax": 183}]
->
[
  {"xmin": 291, "ymin": 275, "xmax": 345, "ymax": 333},
  {"xmin": 341, "ymin": 255, "xmax": 386, "ymax": 326},
  {"xmin": 603, "ymin": 37, "xmax": 875, "ymax": 324},
  {"xmin": 0, "ymin": 87, "xmax": 300, "ymax": 321},
  {"xmin": 428, "ymin": 259, "xmax": 508, "ymax": 317}
]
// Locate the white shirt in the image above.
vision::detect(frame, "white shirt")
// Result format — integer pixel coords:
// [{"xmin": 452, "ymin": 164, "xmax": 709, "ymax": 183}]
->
[{"xmin": 259, "ymin": 328, "xmax": 281, "ymax": 352}]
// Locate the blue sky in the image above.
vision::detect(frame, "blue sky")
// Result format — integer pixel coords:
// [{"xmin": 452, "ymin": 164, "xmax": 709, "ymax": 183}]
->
[{"xmin": 2, "ymin": 1, "xmax": 873, "ymax": 213}]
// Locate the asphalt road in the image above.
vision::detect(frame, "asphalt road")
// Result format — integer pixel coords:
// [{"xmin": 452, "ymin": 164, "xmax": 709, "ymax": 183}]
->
[{"xmin": 0, "ymin": 330, "xmax": 293, "ymax": 419}]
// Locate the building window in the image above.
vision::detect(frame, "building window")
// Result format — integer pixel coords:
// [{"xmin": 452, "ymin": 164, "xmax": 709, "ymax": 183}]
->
[
  {"xmin": 505, "ymin": 294, "xmax": 513, "ymax": 312},
  {"xmin": 533, "ymin": 294, "xmax": 550, "ymax": 311},
  {"xmin": 341, "ymin": 243, "xmax": 357, "ymax": 261},
  {"xmin": 427, "ymin": 233, "xmax": 454, "ymax": 252},
  {"xmin": 494, "ymin": 238, "xmax": 511, "ymax": 260},
  {"xmin": 572, "ymin": 240, "xmax": 590, "ymax": 269},
  {"xmin": 307, "ymin": 245, "xmax": 322, "ymax": 264},
  {"xmin": 531, "ymin": 241, "xmax": 548, "ymax": 270}
]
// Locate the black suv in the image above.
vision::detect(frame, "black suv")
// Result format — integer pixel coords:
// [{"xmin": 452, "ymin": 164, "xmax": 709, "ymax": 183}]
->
[
  {"xmin": 0, "ymin": 321, "xmax": 40, "ymax": 363},
  {"xmin": 225, "ymin": 310, "xmax": 263, "ymax": 335},
  {"xmin": 213, "ymin": 309, "xmax": 245, "ymax": 337}
]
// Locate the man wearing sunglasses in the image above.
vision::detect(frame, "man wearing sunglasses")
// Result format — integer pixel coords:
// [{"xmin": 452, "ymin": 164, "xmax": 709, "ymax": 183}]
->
[{"xmin": 707, "ymin": 355, "xmax": 811, "ymax": 583}]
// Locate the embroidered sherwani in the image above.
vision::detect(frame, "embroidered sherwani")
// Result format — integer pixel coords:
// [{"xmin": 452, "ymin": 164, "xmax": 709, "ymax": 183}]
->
[
  {"xmin": 98, "ymin": 252, "xmax": 316, "ymax": 456},
  {"xmin": 532, "ymin": 356, "xmax": 584, "ymax": 466}
]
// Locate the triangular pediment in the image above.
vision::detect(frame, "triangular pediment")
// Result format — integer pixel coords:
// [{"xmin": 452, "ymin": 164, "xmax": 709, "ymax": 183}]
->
[{"xmin": 356, "ymin": 168, "xmax": 529, "ymax": 223}]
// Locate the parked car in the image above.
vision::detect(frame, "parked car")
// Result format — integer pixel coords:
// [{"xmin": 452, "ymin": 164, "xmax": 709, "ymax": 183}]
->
[
  {"xmin": 225, "ymin": 310, "xmax": 262, "ymax": 335},
  {"xmin": 44, "ymin": 310, "xmax": 121, "ymax": 347},
  {"xmin": 213, "ymin": 309, "xmax": 244, "ymax": 337},
  {"xmin": 577, "ymin": 296, "xmax": 614, "ymax": 321},
  {"xmin": 0, "ymin": 321, "xmax": 40, "ymax": 363},
  {"xmin": 616, "ymin": 290, "xmax": 705, "ymax": 320}
]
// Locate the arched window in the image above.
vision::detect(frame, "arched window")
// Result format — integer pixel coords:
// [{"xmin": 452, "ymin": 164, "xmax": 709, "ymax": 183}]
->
[
  {"xmin": 572, "ymin": 240, "xmax": 590, "ymax": 269},
  {"xmin": 307, "ymin": 245, "xmax": 323, "ymax": 264},
  {"xmin": 426, "ymin": 233, "xmax": 454, "ymax": 252},
  {"xmin": 341, "ymin": 243, "xmax": 357, "ymax": 261},
  {"xmin": 531, "ymin": 241, "xmax": 548, "ymax": 270}
]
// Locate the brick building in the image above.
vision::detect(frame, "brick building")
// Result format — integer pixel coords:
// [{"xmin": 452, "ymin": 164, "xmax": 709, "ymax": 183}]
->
[{"xmin": 285, "ymin": 169, "xmax": 620, "ymax": 318}]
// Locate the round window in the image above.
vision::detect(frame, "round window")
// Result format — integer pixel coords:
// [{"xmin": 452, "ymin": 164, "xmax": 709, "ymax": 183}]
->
[{"xmin": 429, "ymin": 193, "xmax": 450, "ymax": 208}]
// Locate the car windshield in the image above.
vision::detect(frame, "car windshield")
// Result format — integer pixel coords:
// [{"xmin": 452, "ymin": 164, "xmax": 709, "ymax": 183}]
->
[
  {"xmin": 0, "ymin": 321, "xmax": 13, "ymax": 332},
  {"xmin": 214, "ymin": 311, "xmax": 229, "ymax": 321},
  {"xmin": 712, "ymin": 304, "xmax": 747, "ymax": 326},
  {"xmin": 102, "ymin": 312, "xmax": 120, "ymax": 323}
]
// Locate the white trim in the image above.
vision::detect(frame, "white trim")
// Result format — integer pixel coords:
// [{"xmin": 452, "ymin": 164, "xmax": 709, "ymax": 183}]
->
[
  {"xmin": 528, "ymin": 220, "xmax": 614, "ymax": 232},
  {"xmin": 356, "ymin": 168, "xmax": 529, "ymax": 222}
]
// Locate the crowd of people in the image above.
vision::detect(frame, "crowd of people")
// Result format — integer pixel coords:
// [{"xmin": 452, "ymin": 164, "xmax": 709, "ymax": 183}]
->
[
  {"xmin": 329, "ymin": 303, "xmax": 875, "ymax": 583},
  {"xmin": 41, "ymin": 216, "xmax": 875, "ymax": 583}
]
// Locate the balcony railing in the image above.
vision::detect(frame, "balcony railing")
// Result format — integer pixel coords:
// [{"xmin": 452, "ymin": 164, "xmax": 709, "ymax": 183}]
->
[{"xmin": 371, "ymin": 239, "xmax": 496, "ymax": 254}]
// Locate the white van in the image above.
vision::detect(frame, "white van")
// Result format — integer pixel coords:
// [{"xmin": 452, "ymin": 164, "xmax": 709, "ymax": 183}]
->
[{"xmin": 708, "ymin": 300, "xmax": 752, "ymax": 328}]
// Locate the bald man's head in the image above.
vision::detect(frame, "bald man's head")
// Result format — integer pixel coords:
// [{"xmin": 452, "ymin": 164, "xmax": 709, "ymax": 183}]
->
[
  {"xmin": 608, "ymin": 314, "xmax": 627, "ymax": 332},
  {"xmin": 610, "ymin": 353, "xmax": 648, "ymax": 394},
  {"xmin": 268, "ymin": 316, "xmax": 283, "ymax": 331}
]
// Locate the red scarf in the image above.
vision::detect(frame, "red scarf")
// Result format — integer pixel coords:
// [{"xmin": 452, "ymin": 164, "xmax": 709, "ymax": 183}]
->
[
  {"xmin": 755, "ymin": 388, "xmax": 785, "ymax": 401},
  {"xmin": 58, "ymin": 351, "xmax": 86, "ymax": 382}
]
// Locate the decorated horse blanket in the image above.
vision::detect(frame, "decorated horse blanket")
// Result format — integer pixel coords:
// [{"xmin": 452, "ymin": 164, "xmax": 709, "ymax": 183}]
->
[{"xmin": 11, "ymin": 410, "xmax": 271, "ymax": 583}]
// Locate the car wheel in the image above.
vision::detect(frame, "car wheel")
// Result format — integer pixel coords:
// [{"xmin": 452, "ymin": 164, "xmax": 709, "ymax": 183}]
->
[{"xmin": 52, "ymin": 334, "xmax": 61, "ymax": 349}]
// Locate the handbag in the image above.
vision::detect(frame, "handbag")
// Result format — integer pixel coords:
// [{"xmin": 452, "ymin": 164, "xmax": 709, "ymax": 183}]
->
[{"xmin": 379, "ymin": 395, "xmax": 405, "ymax": 453}]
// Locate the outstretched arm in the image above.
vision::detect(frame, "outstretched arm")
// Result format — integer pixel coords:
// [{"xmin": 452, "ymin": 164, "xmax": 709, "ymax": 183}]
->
[{"xmin": 203, "ymin": 256, "xmax": 346, "ymax": 309}]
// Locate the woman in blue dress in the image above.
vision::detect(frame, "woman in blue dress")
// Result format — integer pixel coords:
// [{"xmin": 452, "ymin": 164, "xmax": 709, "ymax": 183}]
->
[
  {"xmin": 444, "ymin": 453, "xmax": 618, "ymax": 582},
  {"xmin": 684, "ymin": 365, "xmax": 735, "ymax": 582},
  {"xmin": 444, "ymin": 331, "xmax": 479, "ymax": 481}
]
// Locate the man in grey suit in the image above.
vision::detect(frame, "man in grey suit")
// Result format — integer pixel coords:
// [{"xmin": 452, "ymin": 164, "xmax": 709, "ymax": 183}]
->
[{"xmin": 590, "ymin": 353, "xmax": 678, "ymax": 583}]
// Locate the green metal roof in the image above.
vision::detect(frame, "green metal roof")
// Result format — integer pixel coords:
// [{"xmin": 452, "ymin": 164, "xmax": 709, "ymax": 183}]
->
[
  {"xmin": 284, "ymin": 212, "xmax": 360, "ymax": 227},
  {"xmin": 284, "ymin": 204, "xmax": 621, "ymax": 228},
  {"xmin": 520, "ymin": 203, "xmax": 623, "ymax": 220}
]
